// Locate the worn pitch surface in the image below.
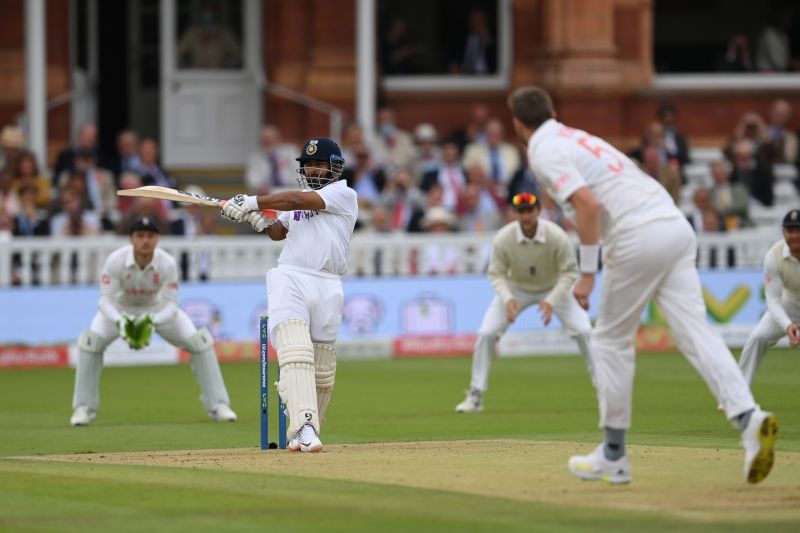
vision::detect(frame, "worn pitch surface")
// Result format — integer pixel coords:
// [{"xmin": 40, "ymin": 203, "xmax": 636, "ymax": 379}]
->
[{"xmin": 27, "ymin": 439, "xmax": 800, "ymax": 522}]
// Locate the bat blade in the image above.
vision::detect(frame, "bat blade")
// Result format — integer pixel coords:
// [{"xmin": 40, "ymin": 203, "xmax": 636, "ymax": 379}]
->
[
  {"xmin": 117, "ymin": 185, "xmax": 278, "ymax": 218},
  {"xmin": 117, "ymin": 186, "xmax": 222, "ymax": 207}
]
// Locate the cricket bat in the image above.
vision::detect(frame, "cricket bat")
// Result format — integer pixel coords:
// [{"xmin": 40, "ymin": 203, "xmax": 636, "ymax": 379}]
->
[{"xmin": 117, "ymin": 186, "xmax": 277, "ymax": 217}]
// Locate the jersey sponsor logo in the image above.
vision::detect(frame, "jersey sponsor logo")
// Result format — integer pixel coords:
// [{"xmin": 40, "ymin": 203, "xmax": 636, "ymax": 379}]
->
[
  {"xmin": 101, "ymin": 274, "xmax": 111, "ymax": 285},
  {"xmin": 293, "ymin": 210, "xmax": 319, "ymax": 221},
  {"xmin": 124, "ymin": 288, "xmax": 157, "ymax": 297}
]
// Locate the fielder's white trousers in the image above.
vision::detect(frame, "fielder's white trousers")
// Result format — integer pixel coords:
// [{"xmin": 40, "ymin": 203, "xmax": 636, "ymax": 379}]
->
[
  {"xmin": 594, "ymin": 218, "xmax": 756, "ymax": 429},
  {"xmin": 739, "ymin": 297, "xmax": 800, "ymax": 384},
  {"xmin": 469, "ymin": 287, "xmax": 594, "ymax": 392},
  {"xmin": 74, "ymin": 305, "xmax": 230, "ymax": 412}
]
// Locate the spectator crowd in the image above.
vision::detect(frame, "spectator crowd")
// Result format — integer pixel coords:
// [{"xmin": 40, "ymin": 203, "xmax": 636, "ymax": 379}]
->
[{"xmin": 1, "ymin": 96, "xmax": 799, "ymax": 280}]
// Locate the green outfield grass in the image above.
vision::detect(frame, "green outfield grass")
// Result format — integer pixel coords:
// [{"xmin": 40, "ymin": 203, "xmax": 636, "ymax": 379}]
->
[{"xmin": 1, "ymin": 350, "xmax": 798, "ymax": 531}]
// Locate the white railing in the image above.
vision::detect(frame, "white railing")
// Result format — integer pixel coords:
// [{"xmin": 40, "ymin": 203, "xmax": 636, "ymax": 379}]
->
[{"xmin": 0, "ymin": 226, "xmax": 783, "ymax": 287}]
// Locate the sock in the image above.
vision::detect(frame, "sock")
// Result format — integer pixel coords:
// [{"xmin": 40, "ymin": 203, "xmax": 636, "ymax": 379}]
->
[
  {"xmin": 737, "ymin": 408, "xmax": 754, "ymax": 431},
  {"xmin": 603, "ymin": 427, "xmax": 626, "ymax": 461}
]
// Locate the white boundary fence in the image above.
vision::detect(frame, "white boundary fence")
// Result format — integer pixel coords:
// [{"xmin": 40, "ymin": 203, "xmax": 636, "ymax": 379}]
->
[{"xmin": 0, "ymin": 225, "xmax": 783, "ymax": 287}]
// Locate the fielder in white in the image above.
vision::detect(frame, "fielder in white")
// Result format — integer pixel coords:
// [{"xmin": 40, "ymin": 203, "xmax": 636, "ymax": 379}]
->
[
  {"xmin": 739, "ymin": 209, "xmax": 800, "ymax": 384},
  {"xmin": 222, "ymin": 137, "xmax": 357, "ymax": 453},
  {"xmin": 455, "ymin": 191, "xmax": 595, "ymax": 413},
  {"xmin": 70, "ymin": 217, "xmax": 237, "ymax": 426},
  {"xmin": 508, "ymin": 86, "xmax": 777, "ymax": 485}
]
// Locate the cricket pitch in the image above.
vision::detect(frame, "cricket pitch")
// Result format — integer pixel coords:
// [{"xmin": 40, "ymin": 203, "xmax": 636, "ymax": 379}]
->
[{"xmin": 32, "ymin": 439, "xmax": 800, "ymax": 522}]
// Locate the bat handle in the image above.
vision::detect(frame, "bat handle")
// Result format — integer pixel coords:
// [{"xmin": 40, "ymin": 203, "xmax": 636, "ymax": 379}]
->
[{"xmin": 219, "ymin": 200, "xmax": 277, "ymax": 219}]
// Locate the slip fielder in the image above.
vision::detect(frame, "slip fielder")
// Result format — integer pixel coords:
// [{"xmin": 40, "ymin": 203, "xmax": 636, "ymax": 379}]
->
[
  {"xmin": 739, "ymin": 209, "xmax": 800, "ymax": 384},
  {"xmin": 221, "ymin": 137, "xmax": 357, "ymax": 452},
  {"xmin": 508, "ymin": 86, "xmax": 777, "ymax": 485},
  {"xmin": 455, "ymin": 191, "xmax": 595, "ymax": 413},
  {"xmin": 70, "ymin": 217, "xmax": 236, "ymax": 426}
]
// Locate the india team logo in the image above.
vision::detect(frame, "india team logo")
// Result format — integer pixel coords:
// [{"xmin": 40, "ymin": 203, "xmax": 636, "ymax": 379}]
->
[{"xmin": 306, "ymin": 139, "xmax": 318, "ymax": 155}]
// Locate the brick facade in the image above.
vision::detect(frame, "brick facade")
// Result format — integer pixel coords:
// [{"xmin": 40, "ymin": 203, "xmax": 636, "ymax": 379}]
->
[{"xmin": 0, "ymin": 0, "xmax": 798, "ymax": 166}]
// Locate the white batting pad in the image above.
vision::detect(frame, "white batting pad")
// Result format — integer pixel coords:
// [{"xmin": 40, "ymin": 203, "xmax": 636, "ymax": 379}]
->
[
  {"xmin": 314, "ymin": 342, "xmax": 336, "ymax": 423},
  {"xmin": 274, "ymin": 319, "xmax": 319, "ymax": 436}
]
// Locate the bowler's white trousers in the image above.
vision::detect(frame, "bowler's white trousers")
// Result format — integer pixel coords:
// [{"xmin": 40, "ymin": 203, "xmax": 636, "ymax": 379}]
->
[{"xmin": 594, "ymin": 217, "xmax": 756, "ymax": 429}]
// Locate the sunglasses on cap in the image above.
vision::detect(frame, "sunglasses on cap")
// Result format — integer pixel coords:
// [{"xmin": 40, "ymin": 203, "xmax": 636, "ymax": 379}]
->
[{"xmin": 512, "ymin": 192, "xmax": 538, "ymax": 208}]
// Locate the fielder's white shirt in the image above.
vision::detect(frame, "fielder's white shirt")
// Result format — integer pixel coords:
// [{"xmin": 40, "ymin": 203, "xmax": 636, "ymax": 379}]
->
[
  {"xmin": 277, "ymin": 180, "xmax": 358, "ymax": 275},
  {"xmin": 98, "ymin": 245, "xmax": 179, "ymax": 324},
  {"xmin": 764, "ymin": 239, "xmax": 800, "ymax": 329},
  {"xmin": 527, "ymin": 119, "xmax": 683, "ymax": 241}
]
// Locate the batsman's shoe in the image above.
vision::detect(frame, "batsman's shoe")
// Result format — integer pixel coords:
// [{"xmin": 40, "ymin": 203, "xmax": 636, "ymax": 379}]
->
[
  {"xmin": 742, "ymin": 410, "xmax": 778, "ymax": 484},
  {"xmin": 289, "ymin": 424, "xmax": 323, "ymax": 453},
  {"xmin": 568, "ymin": 444, "xmax": 632, "ymax": 485},
  {"xmin": 70, "ymin": 406, "xmax": 96, "ymax": 427},
  {"xmin": 455, "ymin": 389, "xmax": 483, "ymax": 413},
  {"xmin": 209, "ymin": 404, "xmax": 237, "ymax": 422}
]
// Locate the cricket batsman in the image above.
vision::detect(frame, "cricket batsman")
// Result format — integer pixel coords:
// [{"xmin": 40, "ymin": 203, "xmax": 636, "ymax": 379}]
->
[
  {"xmin": 221, "ymin": 137, "xmax": 357, "ymax": 452},
  {"xmin": 70, "ymin": 217, "xmax": 237, "ymax": 426},
  {"xmin": 739, "ymin": 209, "xmax": 800, "ymax": 384}
]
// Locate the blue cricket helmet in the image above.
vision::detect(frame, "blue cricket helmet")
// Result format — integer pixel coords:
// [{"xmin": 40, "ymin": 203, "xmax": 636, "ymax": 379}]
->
[{"xmin": 295, "ymin": 137, "xmax": 345, "ymax": 190}]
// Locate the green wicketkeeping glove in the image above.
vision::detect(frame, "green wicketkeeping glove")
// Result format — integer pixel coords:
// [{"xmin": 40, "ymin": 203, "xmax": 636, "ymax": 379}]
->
[
  {"xmin": 117, "ymin": 313, "xmax": 137, "ymax": 348},
  {"xmin": 127, "ymin": 313, "xmax": 154, "ymax": 350},
  {"xmin": 137, "ymin": 313, "xmax": 154, "ymax": 347}
]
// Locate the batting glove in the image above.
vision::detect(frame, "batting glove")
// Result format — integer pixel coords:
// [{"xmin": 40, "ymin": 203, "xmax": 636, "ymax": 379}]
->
[
  {"xmin": 221, "ymin": 194, "xmax": 256, "ymax": 223},
  {"xmin": 245, "ymin": 211, "xmax": 277, "ymax": 233}
]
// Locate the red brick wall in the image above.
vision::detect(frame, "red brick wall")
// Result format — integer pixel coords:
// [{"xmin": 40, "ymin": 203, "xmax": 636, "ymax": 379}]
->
[{"xmin": 0, "ymin": 0, "xmax": 71, "ymax": 164}]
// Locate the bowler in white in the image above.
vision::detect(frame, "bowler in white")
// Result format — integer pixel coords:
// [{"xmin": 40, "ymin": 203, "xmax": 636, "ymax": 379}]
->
[{"xmin": 508, "ymin": 86, "xmax": 777, "ymax": 485}]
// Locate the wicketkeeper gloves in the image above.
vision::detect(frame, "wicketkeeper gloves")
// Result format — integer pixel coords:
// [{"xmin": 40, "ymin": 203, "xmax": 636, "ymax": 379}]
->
[{"xmin": 117, "ymin": 313, "xmax": 154, "ymax": 350}]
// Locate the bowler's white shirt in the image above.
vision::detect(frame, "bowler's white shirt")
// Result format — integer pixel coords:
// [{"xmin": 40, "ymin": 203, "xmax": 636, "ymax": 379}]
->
[
  {"xmin": 527, "ymin": 119, "xmax": 683, "ymax": 241},
  {"xmin": 277, "ymin": 180, "xmax": 358, "ymax": 275},
  {"xmin": 98, "ymin": 245, "xmax": 179, "ymax": 323}
]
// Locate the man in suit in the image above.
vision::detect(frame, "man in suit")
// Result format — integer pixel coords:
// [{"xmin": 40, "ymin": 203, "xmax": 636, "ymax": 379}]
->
[
  {"xmin": 52, "ymin": 123, "xmax": 110, "ymax": 186},
  {"xmin": 462, "ymin": 119, "xmax": 521, "ymax": 197},
  {"xmin": 421, "ymin": 140, "xmax": 466, "ymax": 213},
  {"xmin": 658, "ymin": 103, "xmax": 691, "ymax": 169},
  {"xmin": 709, "ymin": 160, "xmax": 753, "ymax": 230}
]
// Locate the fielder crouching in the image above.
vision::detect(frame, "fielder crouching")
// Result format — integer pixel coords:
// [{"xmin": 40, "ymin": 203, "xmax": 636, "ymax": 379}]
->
[
  {"xmin": 70, "ymin": 216, "xmax": 237, "ymax": 426},
  {"xmin": 739, "ymin": 209, "xmax": 800, "ymax": 384},
  {"xmin": 222, "ymin": 137, "xmax": 357, "ymax": 453},
  {"xmin": 455, "ymin": 191, "xmax": 596, "ymax": 413}
]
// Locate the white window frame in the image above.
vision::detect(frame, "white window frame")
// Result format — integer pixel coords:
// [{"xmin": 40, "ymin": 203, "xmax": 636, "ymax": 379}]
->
[
  {"xmin": 654, "ymin": 73, "xmax": 800, "ymax": 92},
  {"xmin": 380, "ymin": 0, "xmax": 513, "ymax": 92}
]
